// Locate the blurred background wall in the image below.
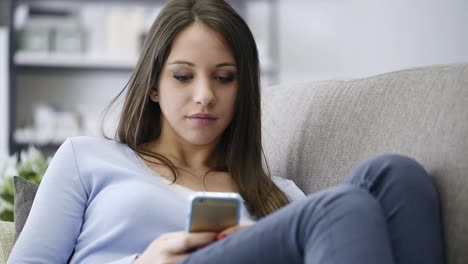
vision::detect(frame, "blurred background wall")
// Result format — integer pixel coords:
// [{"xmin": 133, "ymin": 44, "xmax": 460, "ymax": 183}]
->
[
  {"xmin": 1, "ymin": 0, "xmax": 468, "ymax": 158},
  {"xmin": 279, "ymin": 0, "xmax": 468, "ymax": 83}
]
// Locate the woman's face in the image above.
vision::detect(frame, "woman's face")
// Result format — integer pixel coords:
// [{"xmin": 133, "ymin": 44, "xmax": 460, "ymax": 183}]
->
[{"xmin": 152, "ymin": 22, "xmax": 238, "ymax": 146}]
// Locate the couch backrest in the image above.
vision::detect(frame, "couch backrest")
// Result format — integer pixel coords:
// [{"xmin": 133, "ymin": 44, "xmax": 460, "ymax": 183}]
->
[{"xmin": 261, "ymin": 63, "xmax": 468, "ymax": 264}]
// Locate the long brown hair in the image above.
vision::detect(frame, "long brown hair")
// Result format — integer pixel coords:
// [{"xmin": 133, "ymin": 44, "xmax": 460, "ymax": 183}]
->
[{"xmin": 105, "ymin": 0, "xmax": 290, "ymax": 218}]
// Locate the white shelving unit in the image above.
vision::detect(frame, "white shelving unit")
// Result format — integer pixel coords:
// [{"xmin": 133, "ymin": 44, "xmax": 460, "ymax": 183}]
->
[
  {"xmin": 14, "ymin": 51, "xmax": 277, "ymax": 73},
  {"xmin": 0, "ymin": 28, "xmax": 8, "ymax": 161},
  {"xmin": 8, "ymin": 0, "xmax": 279, "ymax": 155}
]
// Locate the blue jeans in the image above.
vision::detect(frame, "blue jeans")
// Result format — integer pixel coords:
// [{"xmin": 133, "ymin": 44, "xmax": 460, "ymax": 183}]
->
[{"xmin": 179, "ymin": 154, "xmax": 445, "ymax": 264}]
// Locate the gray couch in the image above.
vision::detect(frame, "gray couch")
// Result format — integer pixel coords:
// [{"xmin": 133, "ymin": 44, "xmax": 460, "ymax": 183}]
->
[{"xmin": 1, "ymin": 63, "xmax": 467, "ymax": 263}]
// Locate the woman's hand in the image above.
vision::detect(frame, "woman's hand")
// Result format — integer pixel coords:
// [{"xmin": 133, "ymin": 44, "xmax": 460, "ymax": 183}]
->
[
  {"xmin": 216, "ymin": 222, "xmax": 255, "ymax": 240},
  {"xmin": 134, "ymin": 231, "xmax": 217, "ymax": 264}
]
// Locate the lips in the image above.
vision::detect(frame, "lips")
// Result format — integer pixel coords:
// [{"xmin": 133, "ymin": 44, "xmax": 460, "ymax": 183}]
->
[
  {"xmin": 187, "ymin": 113, "xmax": 218, "ymax": 120},
  {"xmin": 186, "ymin": 113, "xmax": 218, "ymax": 126}
]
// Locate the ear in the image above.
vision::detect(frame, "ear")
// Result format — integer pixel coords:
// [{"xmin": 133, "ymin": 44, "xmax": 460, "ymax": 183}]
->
[{"xmin": 149, "ymin": 89, "xmax": 159, "ymax": 103}]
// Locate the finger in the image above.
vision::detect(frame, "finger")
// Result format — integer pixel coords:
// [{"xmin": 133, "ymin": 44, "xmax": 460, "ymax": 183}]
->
[
  {"xmin": 168, "ymin": 232, "xmax": 217, "ymax": 253},
  {"xmin": 218, "ymin": 226, "xmax": 240, "ymax": 237},
  {"xmin": 168, "ymin": 253, "xmax": 190, "ymax": 263},
  {"xmin": 219, "ymin": 223, "xmax": 253, "ymax": 237}
]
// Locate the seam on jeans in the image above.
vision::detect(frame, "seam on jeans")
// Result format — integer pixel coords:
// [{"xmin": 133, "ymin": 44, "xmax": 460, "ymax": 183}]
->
[
  {"xmin": 300, "ymin": 194, "xmax": 330, "ymax": 261},
  {"xmin": 324, "ymin": 203, "xmax": 338, "ymax": 264}
]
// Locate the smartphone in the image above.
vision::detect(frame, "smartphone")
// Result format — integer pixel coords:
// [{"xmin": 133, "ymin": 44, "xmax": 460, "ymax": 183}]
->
[{"xmin": 186, "ymin": 192, "xmax": 242, "ymax": 233}]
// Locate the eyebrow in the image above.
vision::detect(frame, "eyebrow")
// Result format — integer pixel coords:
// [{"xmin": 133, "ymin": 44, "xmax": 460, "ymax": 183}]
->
[{"xmin": 168, "ymin": 60, "xmax": 237, "ymax": 68}]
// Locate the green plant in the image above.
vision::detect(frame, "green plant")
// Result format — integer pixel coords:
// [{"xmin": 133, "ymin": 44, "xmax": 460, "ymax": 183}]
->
[{"xmin": 0, "ymin": 147, "xmax": 50, "ymax": 222}]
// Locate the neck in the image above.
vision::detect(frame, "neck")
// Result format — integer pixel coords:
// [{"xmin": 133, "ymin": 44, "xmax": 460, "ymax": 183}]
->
[{"xmin": 144, "ymin": 130, "xmax": 219, "ymax": 173}]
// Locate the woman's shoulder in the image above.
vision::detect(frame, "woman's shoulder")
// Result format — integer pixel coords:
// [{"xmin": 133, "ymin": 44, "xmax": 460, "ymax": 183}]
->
[
  {"xmin": 55, "ymin": 136, "xmax": 133, "ymax": 165},
  {"xmin": 271, "ymin": 176, "xmax": 307, "ymax": 202},
  {"xmin": 62, "ymin": 136, "xmax": 127, "ymax": 153},
  {"xmin": 65, "ymin": 135, "xmax": 120, "ymax": 147}
]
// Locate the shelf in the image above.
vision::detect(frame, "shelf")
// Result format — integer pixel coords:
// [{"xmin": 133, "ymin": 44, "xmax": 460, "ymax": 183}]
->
[
  {"xmin": 14, "ymin": 51, "xmax": 277, "ymax": 74},
  {"xmin": 14, "ymin": 51, "xmax": 138, "ymax": 70},
  {"xmin": 15, "ymin": 0, "xmax": 166, "ymax": 5},
  {"xmin": 12, "ymin": 142, "xmax": 63, "ymax": 156},
  {"xmin": 15, "ymin": 142, "xmax": 62, "ymax": 149},
  {"xmin": 15, "ymin": 0, "xmax": 272, "ymax": 4}
]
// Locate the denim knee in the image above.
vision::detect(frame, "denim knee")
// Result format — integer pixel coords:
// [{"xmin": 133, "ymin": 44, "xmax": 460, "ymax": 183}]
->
[
  {"xmin": 332, "ymin": 184, "xmax": 379, "ymax": 209},
  {"xmin": 362, "ymin": 153, "xmax": 426, "ymax": 173},
  {"xmin": 346, "ymin": 154, "xmax": 438, "ymax": 201},
  {"xmin": 306, "ymin": 185, "xmax": 382, "ymax": 219}
]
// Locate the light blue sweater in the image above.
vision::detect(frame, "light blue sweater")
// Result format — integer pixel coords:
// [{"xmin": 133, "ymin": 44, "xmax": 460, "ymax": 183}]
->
[{"xmin": 8, "ymin": 137, "xmax": 306, "ymax": 264}]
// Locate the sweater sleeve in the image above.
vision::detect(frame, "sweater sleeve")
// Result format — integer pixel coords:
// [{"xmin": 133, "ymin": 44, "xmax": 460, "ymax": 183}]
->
[
  {"xmin": 106, "ymin": 254, "xmax": 139, "ymax": 264},
  {"xmin": 271, "ymin": 176, "xmax": 307, "ymax": 202},
  {"xmin": 8, "ymin": 139, "xmax": 87, "ymax": 263}
]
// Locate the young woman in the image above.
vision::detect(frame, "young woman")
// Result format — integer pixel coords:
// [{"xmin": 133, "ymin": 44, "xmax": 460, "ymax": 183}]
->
[{"xmin": 8, "ymin": 0, "xmax": 445, "ymax": 263}]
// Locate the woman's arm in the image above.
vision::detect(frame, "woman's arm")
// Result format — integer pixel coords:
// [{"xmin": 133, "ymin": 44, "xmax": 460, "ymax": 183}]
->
[{"xmin": 8, "ymin": 139, "xmax": 87, "ymax": 263}]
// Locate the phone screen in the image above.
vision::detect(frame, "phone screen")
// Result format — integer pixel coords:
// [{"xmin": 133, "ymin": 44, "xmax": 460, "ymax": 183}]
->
[{"xmin": 188, "ymin": 194, "xmax": 240, "ymax": 233}]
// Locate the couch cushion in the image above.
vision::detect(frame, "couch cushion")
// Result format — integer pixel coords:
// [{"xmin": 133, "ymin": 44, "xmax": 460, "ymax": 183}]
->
[
  {"xmin": 261, "ymin": 63, "xmax": 468, "ymax": 264},
  {"xmin": 0, "ymin": 220, "xmax": 15, "ymax": 263},
  {"xmin": 13, "ymin": 176, "xmax": 38, "ymax": 241}
]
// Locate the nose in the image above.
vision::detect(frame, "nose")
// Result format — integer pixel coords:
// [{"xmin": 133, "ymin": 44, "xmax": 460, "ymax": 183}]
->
[{"xmin": 193, "ymin": 77, "xmax": 216, "ymax": 106}]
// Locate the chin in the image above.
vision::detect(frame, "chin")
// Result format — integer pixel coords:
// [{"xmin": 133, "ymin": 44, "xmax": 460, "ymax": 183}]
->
[
  {"xmin": 184, "ymin": 133, "xmax": 220, "ymax": 146},
  {"xmin": 187, "ymin": 138, "xmax": 218, "ymax": 146}
]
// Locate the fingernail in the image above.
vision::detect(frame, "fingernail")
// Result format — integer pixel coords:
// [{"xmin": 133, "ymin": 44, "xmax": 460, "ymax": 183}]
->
[{"xmin": 196, "ymin": 245, "xmax": 205, "ymax": 251}]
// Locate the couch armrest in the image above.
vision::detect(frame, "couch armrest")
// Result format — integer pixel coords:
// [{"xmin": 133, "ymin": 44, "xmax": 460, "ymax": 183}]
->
[{"xmin": 0, "ymin": 221, "xmax": 15, "ymax": 264}]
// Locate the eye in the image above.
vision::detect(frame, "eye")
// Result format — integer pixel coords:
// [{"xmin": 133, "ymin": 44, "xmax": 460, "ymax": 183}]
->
[
  {"xmin": 173, "ymin": 74, "xmax": 192, "ymax": 82},
  {"xmin": 215, "ymin": 74, "xmax": 235, "ymax": 84}
]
